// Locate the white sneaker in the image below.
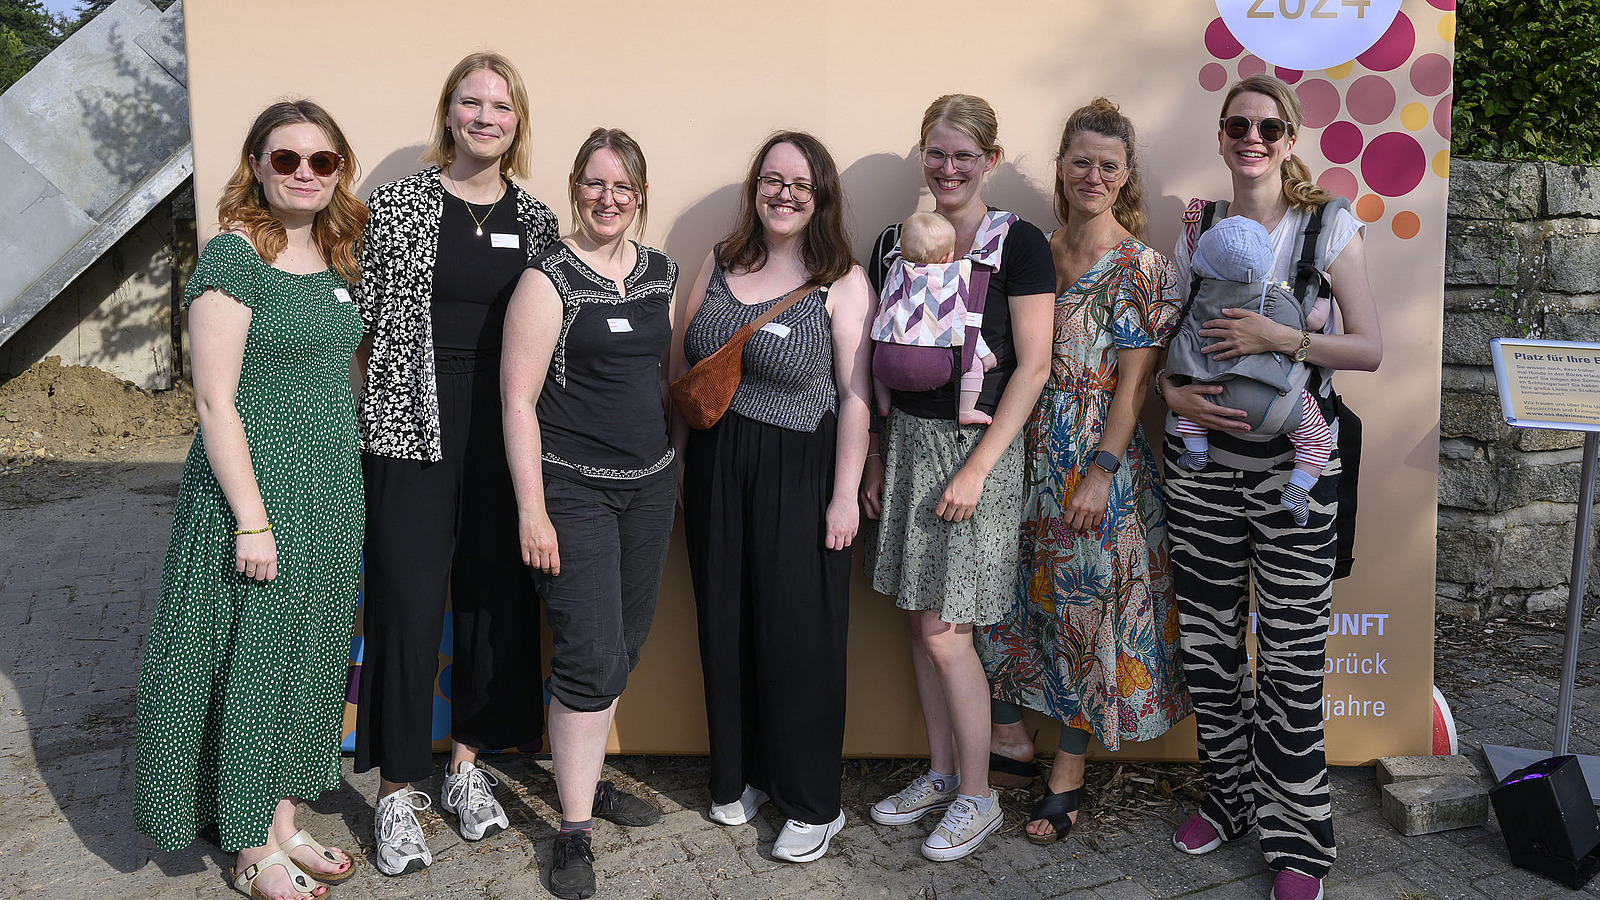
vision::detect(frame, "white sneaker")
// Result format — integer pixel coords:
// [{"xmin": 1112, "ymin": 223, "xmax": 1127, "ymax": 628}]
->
[
  {"xmin": 920, "ymin": 796, "xmax": 1003, "ymax": 861},
  {"xmin": 441, "ymin": 760, "xmax": 510, "ymax": 841},
  {"xmin": 771, "ymin": 811, "xmax": 845, "ymax": 863},
  {"xmin": 869, "ymin": 772, "xmax": 958, "ymax": 826},
  {"xmin": 709, "ymin": 784, "xmax": 769, "ymax": 826},
  {"xmin": 374, "ymin": 789, "xmax": 433, "ymax": 876}
]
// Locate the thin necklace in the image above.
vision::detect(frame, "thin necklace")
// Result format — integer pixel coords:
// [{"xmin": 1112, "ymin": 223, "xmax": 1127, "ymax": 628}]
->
[{"xmin": 444, "ymin": 170, "xmax": 505, "ymax": 237}]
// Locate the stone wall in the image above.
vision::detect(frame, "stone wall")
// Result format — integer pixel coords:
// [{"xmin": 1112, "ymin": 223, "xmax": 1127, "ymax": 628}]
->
[{"xmin": 1439, "ymin": 158, "xmax": 1600, "ymax": 617}]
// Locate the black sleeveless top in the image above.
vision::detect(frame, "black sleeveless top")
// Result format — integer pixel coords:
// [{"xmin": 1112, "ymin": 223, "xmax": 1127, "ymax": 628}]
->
[{"xmin": 532, "ymin": 241, "xmax": 678, "ymax": 487}]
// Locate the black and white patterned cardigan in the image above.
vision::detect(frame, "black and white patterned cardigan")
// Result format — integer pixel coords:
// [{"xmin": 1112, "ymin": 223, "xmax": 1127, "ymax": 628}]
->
[{"xmin": 355, "ymin": 166, "xmax": 559, "ymax": 461}]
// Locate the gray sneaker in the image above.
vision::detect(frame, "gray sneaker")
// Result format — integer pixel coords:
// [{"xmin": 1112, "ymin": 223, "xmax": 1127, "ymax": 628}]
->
[
  {"xmin": 441, "ymin": 760, "xmax": 510, "ymax": 841},
  {"xmin": 869, "ymin": 772, "xmax": 959, "ymax": 826},
  {"xmin": 772, "ymin": 811, "xmax": 845, "ymax": 862},
  {"xmin": 374, "ymin": 789, "xmax": 433, "ymax": 876},
  {"xmin": 921, "ymin": 796, "xmax": 1003, "ymax": 861}
]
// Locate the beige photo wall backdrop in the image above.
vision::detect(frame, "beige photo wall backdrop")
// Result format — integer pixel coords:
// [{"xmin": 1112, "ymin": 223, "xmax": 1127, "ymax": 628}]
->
[{"xmin": 186, "ymin": 0, "xmax": 1450, "ymax": 764}]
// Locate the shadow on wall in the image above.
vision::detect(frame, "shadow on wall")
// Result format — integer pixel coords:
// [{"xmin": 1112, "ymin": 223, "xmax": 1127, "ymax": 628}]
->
[
  {"xmin": 357, "ymin": 144, "xmax": 430, "ymax": 202},
  {"xmin": 77, "ymin": 18, "xmax": 187, "ymax": 206}
]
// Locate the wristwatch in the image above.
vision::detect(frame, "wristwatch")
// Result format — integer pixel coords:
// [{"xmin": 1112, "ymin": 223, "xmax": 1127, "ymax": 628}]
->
[
  {"xmin": 1293, "ymin": 330, "xmax": 1312, "ymax": 363},
  {"xmin": 1092, "ymin": 450, "xmax": 1120, "ymax": 475}
]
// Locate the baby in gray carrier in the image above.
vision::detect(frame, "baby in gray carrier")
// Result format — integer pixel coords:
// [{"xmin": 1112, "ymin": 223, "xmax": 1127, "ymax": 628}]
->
[{"xmin": 1167, "ymin": 215, "xmax": 1333, "ymax": 526}]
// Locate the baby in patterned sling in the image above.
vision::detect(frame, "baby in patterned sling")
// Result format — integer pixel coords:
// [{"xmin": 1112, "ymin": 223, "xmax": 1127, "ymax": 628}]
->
[
  {"xmin": 1167, "ymin": 215, "xmax": 1334, "ymax": 526},
  {"xmin": 871, "ymin": 211, "xmax": 996, "ymax": 425}
]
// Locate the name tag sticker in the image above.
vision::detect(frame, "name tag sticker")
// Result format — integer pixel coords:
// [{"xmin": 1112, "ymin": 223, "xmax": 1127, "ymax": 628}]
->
[
  {"xmin": 607, "ymin": 318, "xmax": 633, "ymax": 333},
  {"xmin": 490, "ymin": 233, "xmax": 520, "ymax": 249},
  {"xmin": 333, "ymin": 287, "xmax": 352, "ymax": 303},
  {"xmin": 760, "ymin": 322, "xmax": 791, "ymax": 339}
]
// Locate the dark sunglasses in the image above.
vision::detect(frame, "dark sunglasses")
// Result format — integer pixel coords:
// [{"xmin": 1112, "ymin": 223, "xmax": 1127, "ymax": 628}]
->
[
  {"xmin": 1220, "ymin": 115, "xmax": 1291, "ymax": 143},
  {"xmin": 265, "ymin": 149, "xmax": 343, "ymax": 177}
]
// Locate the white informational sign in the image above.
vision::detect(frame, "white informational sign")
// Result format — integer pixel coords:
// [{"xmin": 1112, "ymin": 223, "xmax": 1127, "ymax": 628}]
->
[
  {"xmin": 1216, "ymin": 0, "xmax": 1404, "ymax": 70},
  {"xmin": 1490, "ymin": 338, "xmax": 1600, "ymax": 432}
]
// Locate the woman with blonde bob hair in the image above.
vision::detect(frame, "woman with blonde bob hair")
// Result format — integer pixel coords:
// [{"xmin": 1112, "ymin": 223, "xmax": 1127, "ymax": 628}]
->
[
  {"xmin": 1161, "ymin": 74, "xmax": 1381, "ymax": 900},
  {"xmin": 982, "ymin": 97, "xmax": 1190, "ymax": 845},
  {"xmin": 353, "ymin": 50, "xmax": 559, "ymax": 877},
  {"xmin": 135, "ymin": 99, "xmax": 367, "ymax": 900},
  {"xmin": 503, "ymin": 127, "xmax": 678, "ymax": 900}
]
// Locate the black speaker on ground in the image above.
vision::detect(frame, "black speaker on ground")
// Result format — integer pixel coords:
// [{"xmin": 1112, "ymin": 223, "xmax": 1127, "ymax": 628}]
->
[{"xmin": 1490, "ymin": 755, "xmax": 1600, "ymax": 888}]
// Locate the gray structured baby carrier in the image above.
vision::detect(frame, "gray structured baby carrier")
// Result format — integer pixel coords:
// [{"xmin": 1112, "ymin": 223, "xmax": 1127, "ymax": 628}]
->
[{"xmin": 1167, "ymin": 198, "xmax": 1350, "ymax": 435}]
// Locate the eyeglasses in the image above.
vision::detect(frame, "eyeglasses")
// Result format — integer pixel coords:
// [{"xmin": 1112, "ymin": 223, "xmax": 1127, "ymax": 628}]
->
[
  {"xmin": 575, "ymin": 179, "xmax": 640, "ymax": 206},
  {"xmin": 1062, "ymin": 157, "xmax": 1130, "ymax": 181},
  {"xmin": 756, "ymin": 176, "xmax": 814, "ymax": 203},
  {"xmin": 920, "ymin": 147, "xmax": 984, "ymax": 173},
  {"xmin": 265, "ymin": 149, "xmax": 342, "ymax": 177},
  {"xmin": 1220, "ymin": 115, "xmax": 1292, "ymax": 143}
]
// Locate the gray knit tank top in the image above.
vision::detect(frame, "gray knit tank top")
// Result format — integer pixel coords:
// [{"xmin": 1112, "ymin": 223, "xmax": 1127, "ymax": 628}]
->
[{"xmin": 682, "ymin": 263, "xmax": 836, "ymax": 432}]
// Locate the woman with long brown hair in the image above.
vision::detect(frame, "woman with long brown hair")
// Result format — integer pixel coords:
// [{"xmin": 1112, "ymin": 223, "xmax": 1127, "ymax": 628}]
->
[
  {"xmin": 981, "ymin": 98, "xmax": 1189, "ymax": 844},
  {"xmin": 1161, "ymin": 74, "xmax": 1381, "ymax": 900},
  {"xmin": 134, "ymin": 99, "xmax": 367, "ymax": 900},
  {"xmin": 352, "ymin": 51, "xmax": 558, "ymax": 877},
  {"xmin": 672, "ymin": 130, "xmax": 874, "ymax": 864}
]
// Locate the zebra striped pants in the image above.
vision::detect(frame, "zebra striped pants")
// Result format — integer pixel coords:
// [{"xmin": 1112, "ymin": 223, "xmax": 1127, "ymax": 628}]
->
[{"xmin": 1163, "ymin": 437, "xmax": 1340, "ymax": 880}]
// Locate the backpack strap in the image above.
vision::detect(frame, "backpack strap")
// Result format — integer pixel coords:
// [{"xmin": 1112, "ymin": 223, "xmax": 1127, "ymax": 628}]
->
[
  {"xmin": 1176, "ymin": 199, "xmax": 1226, "ymax": 326},
  {"xmin": 1293, "ymin": 196, "xmax": 1350, "ymax": 316}
]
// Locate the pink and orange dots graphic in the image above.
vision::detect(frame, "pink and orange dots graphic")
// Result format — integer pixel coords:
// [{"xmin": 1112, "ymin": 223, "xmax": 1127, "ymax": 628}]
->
[{"xmin": 1198, "ymin": 0, "xmax": 1455, "ymax": 241}]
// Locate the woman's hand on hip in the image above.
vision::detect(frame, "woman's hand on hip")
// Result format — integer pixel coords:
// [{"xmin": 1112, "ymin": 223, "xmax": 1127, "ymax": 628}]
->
[
  {"xmin": 520, "ymin": 509, "xmax": 561, "ymax": 576},
  {"xmin": 236, "ymin": 531, "xmax": 278, "ymax": 582},
  {"xmin": 1064, "ymin": 468, "xmax": 1112, "ymax": 534},
  {"xmin": 825, "ymin": 496, "xmax": 859, "ymax": 551},
  {"xmin": 1162, "ymin": 378, "xmax": 1252, "ymax": 433},
  {"xmin": 1199, "ymin": 308, "xmax": 1296, "ymax": 360},
  {"xmin": 860, "ymin": 454, "xmax": 884, "ymax": 520},
  {"xmin": 935, "ymin": 463, "xmax": 987, "ymax": 523}
]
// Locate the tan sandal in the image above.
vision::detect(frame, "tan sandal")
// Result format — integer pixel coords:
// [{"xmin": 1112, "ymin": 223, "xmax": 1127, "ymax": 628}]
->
[
  {"xmin": 229, "ymin": 848, "xmax": 322, "ymax": 900},
  {"xmin": 279, "ymin": 829, "xmax": 356, "ymax": 884}
]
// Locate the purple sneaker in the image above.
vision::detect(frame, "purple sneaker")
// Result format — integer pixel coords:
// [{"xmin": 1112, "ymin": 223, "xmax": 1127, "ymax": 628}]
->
[
  {"xmin": 1172, "ymin": 812, "xmax": 1222, "ymax": 855},
  {"xmin": 1270, "ymin": 870, "xmax": 1324, "ymax": 900}
]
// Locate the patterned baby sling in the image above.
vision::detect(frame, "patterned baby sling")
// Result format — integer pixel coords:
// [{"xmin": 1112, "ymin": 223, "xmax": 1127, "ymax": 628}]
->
[{"xmin": 870, "ymin": 210, "xmax": 1018, "ymax": 392}]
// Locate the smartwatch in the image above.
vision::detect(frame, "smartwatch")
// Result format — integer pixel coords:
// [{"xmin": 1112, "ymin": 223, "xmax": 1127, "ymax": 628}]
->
[{"xmin": 1092, "ymin": 450, "xmax": 1120, "ymax": 475}]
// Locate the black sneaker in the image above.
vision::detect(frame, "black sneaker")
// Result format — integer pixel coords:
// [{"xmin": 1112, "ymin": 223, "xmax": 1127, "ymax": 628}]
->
[
  {"xmin": 593, "ymin": 780, "xmax": 661, "ymax": 827},
  {"xmin": 548, "ymin": 830, "xmax": 595, "ymax": 900}
]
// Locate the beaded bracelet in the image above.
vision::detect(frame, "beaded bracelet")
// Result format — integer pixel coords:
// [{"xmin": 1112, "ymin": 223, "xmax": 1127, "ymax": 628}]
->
[{"xmin": 233, "ymin": 523, "xmax": 273, "ymax": 536}]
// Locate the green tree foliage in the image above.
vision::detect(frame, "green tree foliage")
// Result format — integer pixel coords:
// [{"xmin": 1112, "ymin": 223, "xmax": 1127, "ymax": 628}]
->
[
  {"xmin": 0, "ymin": 0, "xmax": 56, "ymax": 92},
  {"xmin": 1452, "ymin": 0, "xmax": 1600, "ymax": 165},
  {"xmin": 0, "ymin": 25, "xmax": 28, "ymax": 90}
]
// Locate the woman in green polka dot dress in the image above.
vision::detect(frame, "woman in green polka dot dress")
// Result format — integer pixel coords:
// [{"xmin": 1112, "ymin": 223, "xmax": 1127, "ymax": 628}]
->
[{"xmin": 134, "ymin": 100, "xmax": 369, "ymax": 900}]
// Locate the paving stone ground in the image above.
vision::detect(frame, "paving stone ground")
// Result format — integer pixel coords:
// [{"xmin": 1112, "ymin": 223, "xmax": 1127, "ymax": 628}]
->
[{"xmin": 8, "ymin": 437, "xmax": 1600, "ymax": 899}]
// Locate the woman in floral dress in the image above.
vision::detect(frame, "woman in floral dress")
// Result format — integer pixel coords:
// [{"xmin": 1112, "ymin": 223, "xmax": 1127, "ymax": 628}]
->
[{"xmin": 983, "ymin": 99, "xmax": 1189, "ymax": 843}]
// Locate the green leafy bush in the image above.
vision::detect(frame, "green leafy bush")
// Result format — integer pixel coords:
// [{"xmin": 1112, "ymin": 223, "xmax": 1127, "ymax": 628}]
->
[{"xmin": 1452, "ymin": 0, "xmax": 1600, "ymax": 165}]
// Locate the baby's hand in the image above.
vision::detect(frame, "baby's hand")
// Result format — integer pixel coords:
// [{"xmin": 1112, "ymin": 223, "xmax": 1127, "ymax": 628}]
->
[{"xmin": 1305, "ymin": 296, "xmax": 1332, "ymax": 331}]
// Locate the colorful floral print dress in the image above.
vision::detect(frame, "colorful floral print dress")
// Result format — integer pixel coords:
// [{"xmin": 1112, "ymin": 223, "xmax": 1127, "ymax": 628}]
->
[{"xmin": 980, "ymin": 238, "xmax": 1190, "ymax": 749}]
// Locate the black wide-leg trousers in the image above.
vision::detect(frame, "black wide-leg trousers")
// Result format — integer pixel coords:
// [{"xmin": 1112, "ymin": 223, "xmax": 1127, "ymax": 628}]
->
[
  {"xmin": 354, "ymin": 353, "xmax": 543, "ymax": 784},
  {"xmin": 683, "ymin": 411, "xmax": 851, "ymax": 827}
]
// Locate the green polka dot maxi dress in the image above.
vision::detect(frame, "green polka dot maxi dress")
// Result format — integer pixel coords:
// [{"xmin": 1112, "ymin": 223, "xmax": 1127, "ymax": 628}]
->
[{"xmin": 134, "ymin": 233, "xmax": 364, "ymax": 853}]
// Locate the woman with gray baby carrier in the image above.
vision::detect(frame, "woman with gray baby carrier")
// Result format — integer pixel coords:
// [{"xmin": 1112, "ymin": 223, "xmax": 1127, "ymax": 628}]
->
[{"xmin": 1158, "ymin": 74, "xmax": 1382, "ymax": 900}]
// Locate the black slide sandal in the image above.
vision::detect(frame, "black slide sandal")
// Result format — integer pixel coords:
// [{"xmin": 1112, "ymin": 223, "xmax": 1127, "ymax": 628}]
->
[
  {"xmin": 987, "ymin": 751, "xmax": 1041, "ymax": 787},
  {"xmin": 1025, "ymin": 785, "xmax": 1083, "ymax": 845}
]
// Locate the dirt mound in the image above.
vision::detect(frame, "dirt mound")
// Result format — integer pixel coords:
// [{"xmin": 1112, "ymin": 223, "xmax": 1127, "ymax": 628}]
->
[{"xmin": 1, "ymin": 356, "xmax": 195, "ymax": 470}]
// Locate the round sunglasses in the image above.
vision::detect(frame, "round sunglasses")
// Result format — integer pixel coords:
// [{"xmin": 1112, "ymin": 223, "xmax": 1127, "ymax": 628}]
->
[
  {"xmin": 263, "ymin": 149, "xmax": 343, "ymax": 177},
  {"xmin": 1220, "ymin": 115, "xmax": 1292, "ymax": 143}
]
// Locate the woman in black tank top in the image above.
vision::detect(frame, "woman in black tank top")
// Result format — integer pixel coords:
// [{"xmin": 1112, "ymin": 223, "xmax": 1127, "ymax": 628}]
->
[{"xmin": 502, "ymin": 128, "xmax": 679, "ymax": 900}]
